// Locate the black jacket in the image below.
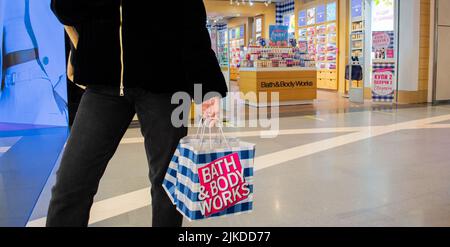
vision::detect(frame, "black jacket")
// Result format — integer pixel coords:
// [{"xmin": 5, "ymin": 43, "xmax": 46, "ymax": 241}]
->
[{"xmin": 50, "ymin": 0, "xmax": 227, "ymax": 99}]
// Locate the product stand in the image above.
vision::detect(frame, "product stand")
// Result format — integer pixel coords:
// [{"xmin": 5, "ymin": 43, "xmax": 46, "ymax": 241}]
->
[{"xmin": 239, "ymin": 67, "xmax": 317, "ymax": 107}]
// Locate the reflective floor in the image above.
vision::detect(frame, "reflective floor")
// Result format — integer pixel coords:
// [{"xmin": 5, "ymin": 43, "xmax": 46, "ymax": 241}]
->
[{"xmin": 3, "ymin": 92, "xmax": 450, "ymax": 227}]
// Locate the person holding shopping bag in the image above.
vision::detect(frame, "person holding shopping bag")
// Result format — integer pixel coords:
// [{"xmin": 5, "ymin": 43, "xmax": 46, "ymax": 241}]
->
[{"xmin": 46, "ymin": 0, "xmax": 227, "ymax": 227}]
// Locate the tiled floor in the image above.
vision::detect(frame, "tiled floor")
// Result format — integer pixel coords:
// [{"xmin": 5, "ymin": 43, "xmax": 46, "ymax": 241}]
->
[
  {"xmin": 0, "ymin": 125, "xmax": 68, "ymax": 226},
  {"xmin": 0, "ymin": 91, "xmax": 450, "ymax": 226},
  {"xmin": 0, "ymin": 91, "xmax": 446, "ymax": 227}
]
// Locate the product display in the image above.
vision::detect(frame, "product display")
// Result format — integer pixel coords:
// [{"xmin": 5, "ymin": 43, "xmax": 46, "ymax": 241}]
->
[
  {"xmin": 229, "ymin": 25, "xmax": 245, "ymax": 80},
  {"xmin": 298, "ymin": 1, "xmax": 338, "ymax": 90},
  {"xmin": 217, "ymin": 29, "xmax": 229, "ymax": 67},
  {"xmin": 241, "ymin": 47, "xmax": 315, "ymax": 69},
  {"xmin": 351, "ymin": 17, "xmax": 365, "ymax": 59}
]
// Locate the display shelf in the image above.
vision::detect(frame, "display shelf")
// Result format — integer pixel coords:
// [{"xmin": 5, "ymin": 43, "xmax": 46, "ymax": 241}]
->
[
  {"xmin": 217, "ymin": 29, "xmax": 229, "ymax": 67},
  {"xmin": 228, "ymin": 24, "xmax": 246, "ymax": 81},
  {"xmin": 240, "ymin": 47, "xmax": 316, "ymax": 69},
  {"xmin": 297, "ymin": 1, "xmax": 339, "ymax": 91}
]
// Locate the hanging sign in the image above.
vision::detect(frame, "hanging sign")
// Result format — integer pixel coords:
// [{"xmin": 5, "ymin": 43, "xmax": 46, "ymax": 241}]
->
[
  {"xmin": 269, "ymin": 25, "xmax": 289, "ymax": 47},
  {"xmin": 307, "ymin": 8, "xmax": 316, "ymax": 25},
  {"xmin": 316, "ymin": 5, "xmax": 326, "ymax": 23},
  {"xmin": 351, "ymin": 0, "xmax": 363, "ymax": 18},
  {"xmin": 298, "ymin": 10, "xmax": 307, "ymax": 27},
  {"xmin": 327, "ymin": 2, "xmax": 337, "ymax": 22}
]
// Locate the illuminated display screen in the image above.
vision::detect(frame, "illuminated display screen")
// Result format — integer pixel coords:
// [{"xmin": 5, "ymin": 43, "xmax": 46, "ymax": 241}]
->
[{"xmin": 0, "ymin": 0, "xmax": 68, "ymax": 127}]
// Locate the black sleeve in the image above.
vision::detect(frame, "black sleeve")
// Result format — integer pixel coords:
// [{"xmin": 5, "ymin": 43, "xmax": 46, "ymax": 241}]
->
[
  {"xmin": 50, "ymin": 0, "xmax": 116, "ymax": 25},
  {"xmin": 184, "ymin": 0, "xmax": 228, "ymax": 100}
]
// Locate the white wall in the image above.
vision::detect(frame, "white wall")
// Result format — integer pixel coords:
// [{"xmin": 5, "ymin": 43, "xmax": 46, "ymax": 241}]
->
[{"xmin": 397, "ymin": 0, "xmax": 421, "ymax": 91}]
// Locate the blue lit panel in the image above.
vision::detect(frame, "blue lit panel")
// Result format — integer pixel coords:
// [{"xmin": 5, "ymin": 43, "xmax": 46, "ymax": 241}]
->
[{"xmin": 0, "ymin": 0, "xmax": 68, "ymax": 127}]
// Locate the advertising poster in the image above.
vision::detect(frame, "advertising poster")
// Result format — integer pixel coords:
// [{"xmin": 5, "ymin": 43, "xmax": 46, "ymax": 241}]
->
[
  {"xmin": 316, "ymin": 5, "xmax": 326, "ymax": 24},
  {"xmin": 307, "ymin": 8, "xmax": 316, "ymax": 25},
  {"xmin": 327, "ymin": 2, "xmax": 337, "ymax": 22},
  {"xmin": 351, "ymin": 0, "xmax": 363, "ymax": 19},
  {"xmin": 269, "ymin": 25, "xmax": 289, "ymax": 47},
  {"xmin": 372, "ymin": 0, "xmax": 394, "ymax": 31},
  {"xmin": 298, "ymin": 10, "xmax": 307, "ymax": 27},
  {"xmin": 0, "ymin": 0, "xmax": 68, "ymax": 127},
  {"xmin": 372, "ymin": 30, "xmax": 395, "ymax": 102},
  {"xmin": 372, "ymin": 67, "xmax": 395, "ymax": 102},
  {"xmin": 372, "ymin": 31, "xmax": 393, "ymax": 60}
]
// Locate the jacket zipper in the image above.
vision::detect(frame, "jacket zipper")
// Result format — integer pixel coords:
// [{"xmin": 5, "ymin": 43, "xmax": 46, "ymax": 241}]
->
[{"xmin": 119, "ymin": 0, "xmax": 125, "ymax": 96}]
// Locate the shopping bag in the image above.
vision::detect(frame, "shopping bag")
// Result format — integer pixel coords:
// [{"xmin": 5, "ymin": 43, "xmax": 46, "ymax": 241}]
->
[{"xmin": 163, "ymin": 122, "xmax": 255, "ymax": 221}]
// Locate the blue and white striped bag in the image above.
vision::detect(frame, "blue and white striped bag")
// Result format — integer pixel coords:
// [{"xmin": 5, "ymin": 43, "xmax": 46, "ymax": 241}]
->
[{"xmin": 163, "ymin": 136, "xmax": 255, "ymax": 221}]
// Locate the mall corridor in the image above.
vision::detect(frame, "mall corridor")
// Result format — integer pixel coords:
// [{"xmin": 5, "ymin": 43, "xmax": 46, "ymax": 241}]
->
[{"xmin": 14, "ymin": 103, "xmax": 450, "ymax": 227}]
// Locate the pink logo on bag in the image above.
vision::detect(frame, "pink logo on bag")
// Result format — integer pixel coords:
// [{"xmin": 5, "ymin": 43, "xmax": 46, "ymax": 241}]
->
[{"xmin": 198, "ymin": 153, "xmax": 251, "ymax": 217}]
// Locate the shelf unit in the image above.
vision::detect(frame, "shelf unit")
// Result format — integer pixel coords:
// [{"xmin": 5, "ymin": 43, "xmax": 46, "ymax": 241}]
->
[
  {"xmin": 350, "ymin": 16, "xmax": 365, "ymax": 59},
  {"xmin": 297, "ymin": 1, "xmax": 339, "ymax": 90},
  {"xmin": 229, "ymin": 25, "xmax": 246, "ymax": 81},
  {"xmin": 217, "ymin": 29, "xmax": 229, "ymax": 68}
]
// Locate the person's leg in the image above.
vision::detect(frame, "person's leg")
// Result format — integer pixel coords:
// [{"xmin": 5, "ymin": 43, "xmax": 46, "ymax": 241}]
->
[
  {"xmin": 135, "ymin": 90, "xmax": 190, "ymax": 227},
  {"xmin": 46, "ymin": 87, "xmax": 135, "ymax": 227}
]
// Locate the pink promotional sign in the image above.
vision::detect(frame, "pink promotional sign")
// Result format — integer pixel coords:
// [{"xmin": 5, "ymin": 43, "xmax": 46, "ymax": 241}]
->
[
  {"xmin": 373, "ymin": 68, "xmax": 394, "ymax": 96},
  {"xmin": 372, "ymin": 32, "xmax": 391, "ymax": 49},
  {"xmin": 198, "ymin": 153, "xmax": 251, "ymax": 217}
]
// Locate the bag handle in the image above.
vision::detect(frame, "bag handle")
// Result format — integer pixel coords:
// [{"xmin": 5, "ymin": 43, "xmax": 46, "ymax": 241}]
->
[{"xmin": 196, "ymin": 117, "xmax": 230, "ymax": 151}]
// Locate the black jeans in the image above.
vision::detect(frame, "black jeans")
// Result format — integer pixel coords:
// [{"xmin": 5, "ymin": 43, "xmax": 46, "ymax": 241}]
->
[{"xmin": 46, "ymin": 86, "xmax": 190, "ymax": 227}]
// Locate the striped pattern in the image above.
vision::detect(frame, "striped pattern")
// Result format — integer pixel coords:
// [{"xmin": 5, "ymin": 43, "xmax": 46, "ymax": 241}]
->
[
  {"xmin": 216, "ymin": 24, "xmax": 227, "ymax": 31},
  {"xmin": 372, "ymin": 63, "xmax": 396, "ymax": 70},
  {"xmin": 163, "ymin": 138, "xmax": 255, "ymax": 221},
  {"xmin": 372, "ymin": 31, "xmax": 396, "ymax": 102},
  {"xmin": 276, "ymin": 0, "xmax": 295, "ymax": 24},
  {"xmin": 207, "ymin": 23, "xmax": 227, "ymax": 31}
]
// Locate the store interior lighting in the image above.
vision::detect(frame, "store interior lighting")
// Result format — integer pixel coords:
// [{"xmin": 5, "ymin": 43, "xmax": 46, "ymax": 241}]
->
[{"xmin": 229, "ymin": 0, "xmax": 272, "ymax": 6}]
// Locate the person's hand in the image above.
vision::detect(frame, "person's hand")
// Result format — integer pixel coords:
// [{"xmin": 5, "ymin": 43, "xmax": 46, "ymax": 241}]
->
[{"xmin": 202, "ymin": 97, "xmax": 220, "ymax": 127}]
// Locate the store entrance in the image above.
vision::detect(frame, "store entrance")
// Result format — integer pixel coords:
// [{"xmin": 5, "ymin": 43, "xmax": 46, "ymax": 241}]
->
[
  {"xmin": 205, "ymin": 0, "xmax": 398, "ymax": 113},
  {"xmin": 205, "ymin": 0, "xmax": 346, "ymax": 111}
]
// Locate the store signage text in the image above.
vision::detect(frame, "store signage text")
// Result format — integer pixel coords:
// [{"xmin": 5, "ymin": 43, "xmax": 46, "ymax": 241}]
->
[
  {"xmin": 372, "ymin": 32, "xmax": 391, "ymax": 49},
  {"xmin": 269, "ymin": 25, "xmax": 289, "ymax": 46},
  {"xmin": 372, "ymin": 69, "xmax": 394, "ymax": 96},
  {"xmin": 198, "ymin": 153, "xmax": 250, "ymax": 217},
  {"xmin": 261, "ymin": 80, "xmax": 314, "ymax": 89}
]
